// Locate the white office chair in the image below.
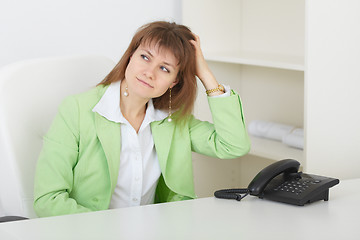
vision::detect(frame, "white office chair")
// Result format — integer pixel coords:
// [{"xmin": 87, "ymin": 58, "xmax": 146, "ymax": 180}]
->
[{"xmin": 0, "ymin": 55, "xmax": 115, "ymax": 221}]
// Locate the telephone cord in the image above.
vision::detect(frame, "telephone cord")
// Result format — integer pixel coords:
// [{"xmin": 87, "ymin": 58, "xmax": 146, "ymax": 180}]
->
[{"xmin": 214, "ymin": 188, "xmax": 250, "ymax": 201}]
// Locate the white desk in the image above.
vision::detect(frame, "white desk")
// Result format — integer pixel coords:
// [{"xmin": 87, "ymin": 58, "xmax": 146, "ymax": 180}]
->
[{"xmin": 0, "ymin": 179, "xmax": 359, "ymax": 240}]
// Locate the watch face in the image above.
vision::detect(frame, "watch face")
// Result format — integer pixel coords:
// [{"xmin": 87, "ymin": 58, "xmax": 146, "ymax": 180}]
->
[{"xmin": 219, "ymin": 85, "xmax": 225, "ymax": 91}]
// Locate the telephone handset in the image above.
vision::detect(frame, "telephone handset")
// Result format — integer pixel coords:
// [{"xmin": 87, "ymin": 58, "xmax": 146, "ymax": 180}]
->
[{"xmin": 214, "ymin": 159, "xmax": 340, "ymax": 206}]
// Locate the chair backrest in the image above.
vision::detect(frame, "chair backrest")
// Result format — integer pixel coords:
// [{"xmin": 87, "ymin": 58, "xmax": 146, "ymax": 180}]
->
[{"xmin": 0, "ymin": 55, "xmax": 115, "ymax": 218}]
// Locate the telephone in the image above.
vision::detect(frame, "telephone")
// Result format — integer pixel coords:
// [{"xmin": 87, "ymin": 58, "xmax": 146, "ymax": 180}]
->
[{"xmin": 214, "ymin": 159, "xmax": 339, "ymax": 206}]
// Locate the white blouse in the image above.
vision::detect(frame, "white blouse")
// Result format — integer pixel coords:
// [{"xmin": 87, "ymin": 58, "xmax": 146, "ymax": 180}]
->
[{"xmin": 92, "ymin": 81, "xmax": 230, "ymax": 208}]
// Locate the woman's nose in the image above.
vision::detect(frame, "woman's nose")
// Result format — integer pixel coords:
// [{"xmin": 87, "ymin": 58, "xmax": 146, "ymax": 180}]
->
[{"xmin": 143, "ymin": 64, "xmax": 156, "ymax": 79}]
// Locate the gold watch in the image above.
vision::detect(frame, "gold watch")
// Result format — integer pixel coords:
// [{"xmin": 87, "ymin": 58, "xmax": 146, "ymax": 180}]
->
[{"xmin": 205, "ymin": 84, "xmax": 225, "ymax": 95}]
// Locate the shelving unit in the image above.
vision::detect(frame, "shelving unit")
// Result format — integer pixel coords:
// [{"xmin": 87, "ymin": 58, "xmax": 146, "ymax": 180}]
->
[
  {"xmin": 183, "ymin": 0, "xmax": 360, "ymax": 197},
  {"xmin": 249, "ymin": 136, "xmax": 303, "ymax": 162},
  {"xmin": 184, "ymin": 0, "xmax": 305, "ymax": 163},
  {"xmin": 205, "ymin": 52, "xmax": 304, "ymax": 72}
]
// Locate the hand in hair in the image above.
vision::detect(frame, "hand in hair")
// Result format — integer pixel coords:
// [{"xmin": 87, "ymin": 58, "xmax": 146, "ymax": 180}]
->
[{"xmin": 190, "ymin": 34, "xmax": 222, "ymax": 96}]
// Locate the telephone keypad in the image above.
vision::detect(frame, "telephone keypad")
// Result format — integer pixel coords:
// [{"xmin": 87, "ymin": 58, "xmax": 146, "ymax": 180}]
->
[
  {"xmin": 273, "ymin": 178, "xmax": 322, "ymax": 195},
  {"xmin": 259, "ymin": 171, "xmax": 339, "ymax": 206}
]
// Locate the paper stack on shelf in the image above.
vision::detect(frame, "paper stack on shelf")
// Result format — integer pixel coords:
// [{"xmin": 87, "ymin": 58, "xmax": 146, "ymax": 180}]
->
[
  {"xmin": 248, "ymin": 120, "xmax": 304, "ymax": 149},
  {"xmin": 282, "ymin": 128, "xmax": 304, "ymax": 149}
]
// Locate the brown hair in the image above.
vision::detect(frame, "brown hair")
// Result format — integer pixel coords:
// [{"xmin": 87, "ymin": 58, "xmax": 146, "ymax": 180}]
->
[{"xmin": 98, "ymin": 21, "xmax": 197, "ymax": 122}]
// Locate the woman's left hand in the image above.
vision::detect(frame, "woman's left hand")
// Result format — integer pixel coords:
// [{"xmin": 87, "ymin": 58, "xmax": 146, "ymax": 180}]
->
[{"xmin": 190, "ymin": 34, "xmax": 221, "ymax": 94}]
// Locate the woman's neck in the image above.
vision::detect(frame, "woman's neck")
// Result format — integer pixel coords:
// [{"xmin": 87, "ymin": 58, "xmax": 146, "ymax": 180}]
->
[{"xmin": 120, "ymin": 80, "xmax": 148, "ymax": 133}]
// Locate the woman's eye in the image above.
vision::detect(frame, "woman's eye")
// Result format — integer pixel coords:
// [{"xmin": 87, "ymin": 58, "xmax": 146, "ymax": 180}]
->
[
  {"xmin": 160, "ymin": 66, "xmax": 170, "ymax": 73},
  {"xmin": 141, "ymin": 54, "xmax": 149, "ymax": 61}
]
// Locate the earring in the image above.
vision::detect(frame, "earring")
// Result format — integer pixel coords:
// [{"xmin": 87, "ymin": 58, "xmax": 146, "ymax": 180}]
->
[
  {"xmin": 168, "ymin": 88, "xmax": 172, "ymax": 122},
  {"xmin": 123, "ymin": 85, "xmax": 129, "ymax": 97}
]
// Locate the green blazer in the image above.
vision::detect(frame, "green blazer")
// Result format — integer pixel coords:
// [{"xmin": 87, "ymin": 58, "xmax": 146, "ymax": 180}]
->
[{"xmin": 33, "ymin": 84, "xmax": 250, "ymax": 217}]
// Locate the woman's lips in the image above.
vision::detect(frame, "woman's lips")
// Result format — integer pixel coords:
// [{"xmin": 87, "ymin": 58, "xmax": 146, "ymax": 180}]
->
[{"xmin": 137, "ymin": 78, "xmax": 154, "ymax": 88}]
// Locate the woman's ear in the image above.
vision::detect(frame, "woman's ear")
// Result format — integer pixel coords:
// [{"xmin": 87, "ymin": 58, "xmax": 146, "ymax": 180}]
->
[{"xmin": 170, "ymin": 79, "xmax": 179, "ymax": 88}]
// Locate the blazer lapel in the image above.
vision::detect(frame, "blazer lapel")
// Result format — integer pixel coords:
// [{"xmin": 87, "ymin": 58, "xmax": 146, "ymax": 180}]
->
[
  {"xmin": 94, "ymin": 112, "xmax": 121, "ymax": 193},
  {"xmin": 151, "ymin": 120, "xmax": 175, "ymax": 173}
]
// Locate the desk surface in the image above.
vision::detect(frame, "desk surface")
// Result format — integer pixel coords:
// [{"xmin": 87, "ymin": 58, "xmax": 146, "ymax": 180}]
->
[{"xmin": 0, "ymin": 179, "xmax": 359, "ymax": 240}]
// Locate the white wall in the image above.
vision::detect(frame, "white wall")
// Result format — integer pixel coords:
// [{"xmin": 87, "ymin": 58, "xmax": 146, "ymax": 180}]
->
[
  {"xmin": 0, "ymin": 0, "xmax": 182, "ymax": 67},
  {"xmin": 0, "ymin": 0, "xmax": 181, "ymax": 217}
]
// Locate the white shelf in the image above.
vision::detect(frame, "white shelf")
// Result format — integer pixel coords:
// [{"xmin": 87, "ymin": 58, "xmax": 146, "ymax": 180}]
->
[
  {"xmin": 205, "ymin": 52, "xmax": 304, "ymax": 71},
  {"xmin": 249, "ymin": 136, "xmax": 304, "ymax": 163}
]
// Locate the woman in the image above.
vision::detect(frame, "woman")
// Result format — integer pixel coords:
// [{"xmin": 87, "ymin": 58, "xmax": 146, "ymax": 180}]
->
[{"xmin": 33, "ymin": 21, "xmax": 250, "ymax": 217}]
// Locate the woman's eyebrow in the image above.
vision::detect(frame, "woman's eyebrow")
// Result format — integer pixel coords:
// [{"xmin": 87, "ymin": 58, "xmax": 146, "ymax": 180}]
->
[
  {"xmin": 163, "ymin": 61, "xmax": 175, "ymax": 69},
  {"xmin": 144, "ymin": 49, "xmax": 154, "ymax": 58}
]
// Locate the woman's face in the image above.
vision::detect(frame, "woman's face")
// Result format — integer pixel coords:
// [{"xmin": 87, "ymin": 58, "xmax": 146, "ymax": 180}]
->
[{"xmin": 124, "ymin": 42, "xmax": 180, "ymax": 100}]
